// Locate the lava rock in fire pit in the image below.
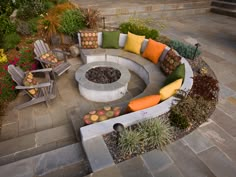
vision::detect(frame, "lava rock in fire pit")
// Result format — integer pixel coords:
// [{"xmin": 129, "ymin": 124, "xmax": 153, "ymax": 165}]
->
[{"xmin": 86, "ymin": 67, "xmax": 121, "ymax": 84}]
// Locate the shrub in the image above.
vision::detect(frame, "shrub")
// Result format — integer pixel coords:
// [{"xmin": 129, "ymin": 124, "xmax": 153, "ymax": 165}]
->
[
  {"xmin": 119, "ymin": 22, "xmax": 159, "ymax": 39},
  {"xmin": 0, "ymin": 15, "xmax": 16, "ymax": 47},
  {"xmin": 156, "ymin": 35, "xmax": 171, "ymax": 46},
  {"xmin": 0, "ymin": 0, "xmax": 16, "ymax": 16},
  {"xmin": 139, "ymin": 119, "xmax": 173, "ymax": 149},
  {"xmin": 41, "ymin": 2, "xmax": 75, "ymax": 40},
  {"xmin": 0, "ymin": 48, "xmax": 38, "ymax": 114},
  {"xmin": 169, "ymin": 109, "xmax": 189, "ymax": 129},
  {"xmin": 28, "ymin": 17, "xmax": 39, "ymax": 34},
  {"xmin": 81, "ymin": 8, "xmax": 100, "ymax": 29},
  {"xmin": 44, "ymin": 0, "xmax": 55, "ymax": 10},
  {"xmin": 118, "ymin": 128, "xmax": 143, "ymax": 155},
  {"xmin": 17, "ymin": 0, "xmax": 47, "ymax": 20},
  {"xmin": 58, "ymin": 9, "xmax": 85, "ymax": 36},
  {"xmin": 3, "ymin": 33, "xmax": 21, "ymax": 50},
  {"xmin": 17, "ymin": 48, "xmax": 38, "ymax": 71},
  {"xmin": 169, "ymin": 40, "xmax": 201, "ymax": 59},
  {"xmin": 49, "ymin": 0, "xmax": 68, "ymax": 4},
  {"xmin": 169, "ymin": 92, "xmax": 215, "ymax": 129},
  {"xmin": 190, "ymin": 75, "xmax": 219, "ymax": 101}
]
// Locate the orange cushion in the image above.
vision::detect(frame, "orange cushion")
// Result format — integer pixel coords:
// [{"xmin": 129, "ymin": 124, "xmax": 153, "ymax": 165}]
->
[
  {"xmin": 127, "ymin": 95, "xmax": 161, "ymax": 112},
  {"xmin": 142, "ymin": 39, "xmax": 166, "ymax": 64}
]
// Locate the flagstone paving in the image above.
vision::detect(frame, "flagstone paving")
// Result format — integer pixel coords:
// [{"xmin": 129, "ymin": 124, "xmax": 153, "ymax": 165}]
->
[{"xmin": 0, "ymin": 10, "xmax": 236, "ymax": 177}]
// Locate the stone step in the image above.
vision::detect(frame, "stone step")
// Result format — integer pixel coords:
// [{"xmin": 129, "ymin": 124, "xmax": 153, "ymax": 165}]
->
[
  {"xmin": 217, "ymin": 0, "xmax": 236, "ymax": 3},
  {"xmin": 212, "ymin": 0, "xmax": 236, "ymax": 10},
  {"xmin": 0, "ymin": 124, "xmax": 76, "ymax": 166},
  {"xmin": 0, "ymin": 143, "xmax": 91, "ymax": 177},
  {"xmin": 211, "ymin": 6, "xmax": 236, "ymax": 17},
  {"xmin": 71, "ymin": 0, "xmax": 211, "ymax": 27},
  {"xmin": 104, "ymin": 7, "xmax": 210, "ymax": 28},
  {"xmin": 98, "ymin": 0, "xmax": 211, "ymax": 16}
]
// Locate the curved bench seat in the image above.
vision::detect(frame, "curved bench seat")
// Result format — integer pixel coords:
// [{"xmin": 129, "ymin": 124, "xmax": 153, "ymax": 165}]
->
[
  {"xmin": 78, "ymin": 50, "xmax": 193, "ymax": 141},
  {"xmin": 76, "ymin": 32, "xmax": 193, "ymax": 141}
]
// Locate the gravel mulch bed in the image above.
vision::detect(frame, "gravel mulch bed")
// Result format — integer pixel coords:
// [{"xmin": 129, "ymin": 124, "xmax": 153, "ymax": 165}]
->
[{"xmin": 103, "ymin": 57, "xmax": 219, "ymax": 164}]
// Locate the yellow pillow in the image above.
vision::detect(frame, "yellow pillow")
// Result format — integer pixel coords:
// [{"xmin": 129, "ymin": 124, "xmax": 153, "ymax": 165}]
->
[
  {"xmin": 124, "ymin": 32, "xmax": 145, "ymax": 54},
  {"xmin": 160, "ymin": 79, "xmax": 183, "ymax": 101},
  {"xmin": 127, "ymin": 95, "xmax": 161, "ymax": 112}
]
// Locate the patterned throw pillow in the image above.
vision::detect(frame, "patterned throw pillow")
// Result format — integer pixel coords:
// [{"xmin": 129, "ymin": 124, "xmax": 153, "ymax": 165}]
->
[
  {"xmin": 161, "ymin": 49, "xmax": 181, "ymax": 75},
  {"xmin": 80, "ymin": 30, "xmax": 98, "ymax": 49},
  {"xmin": 40, "ymin": 52, "xmax": 59, "ymax": 64},
  {"xmin": 83, "ymin": 106, "xmax": 121, "ymax": 125},
  {"xmin": 23, "ymin": 72, "xmax": 39, "ymax": 97},
  {"xmin": 40, "ymin": 52, "xmax": 61, "ymax": 68}
]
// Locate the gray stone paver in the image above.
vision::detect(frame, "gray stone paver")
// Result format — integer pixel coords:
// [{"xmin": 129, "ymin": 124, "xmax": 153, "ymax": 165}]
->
[
  {"xmin": 18, "ymin": 108, "xmax": 35, "ymax": 136},
  {"xmin": 199, "ymin": 122, "xmax": 236, "ymax": 163},
  {"xmin": 153, "ymin": 164, "xmax": 184, "ymax": 177},
  {"xmin": 0, "ymin": 122, "xmax": 18, "ymax": 141},
  {"xmin": 211, "ymin": 108, "xmax": 236, "ymax": 138},
  {"xmin": 35, "ymin": 114, "xmax": 52, "ymax": 131},
  {"xmin": 118, "ymin": 156, "xmax": 153, "ymax": 177},
  {"xmin": 166, "ymin": 140, "xmax": 216, "ymax": 177},
  {"xmin": 141, "ymin": 149, "xmax": 173, "ymax": 173},
  {"xmin": 198, "ymin": 147, "xmax": 236, "ymax": 177},
  {"xmin": 0, "ymin": 5, "xmax": 236, "ymax": 177},
  {"xmin": 88, "ymin": 166, "xmax": 123, "ymax": 177},
  {"xmin": 182, "ymin": 130, "xmax": 215, "ymax": 154}
]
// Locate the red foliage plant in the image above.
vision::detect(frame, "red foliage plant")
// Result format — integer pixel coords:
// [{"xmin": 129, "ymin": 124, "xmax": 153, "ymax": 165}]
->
[{"xmin": 190, "ymin": 75, "xmax": 219, "ymax": 101}]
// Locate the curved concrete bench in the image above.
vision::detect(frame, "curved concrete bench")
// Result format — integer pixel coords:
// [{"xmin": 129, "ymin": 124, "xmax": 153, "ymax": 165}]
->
[{"xmin": 77, "ymin": 32, "xmax": 194, "ymax": 141}]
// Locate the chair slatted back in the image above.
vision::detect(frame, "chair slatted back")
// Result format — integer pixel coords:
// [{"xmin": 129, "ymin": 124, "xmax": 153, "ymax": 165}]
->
[
  {"xmin": 8, "ymin": 65, "xmax": 25, "ymax": 85},
  {"xmin": 34, "ymin": 40, "xmax": 50, "ymax": 57}
]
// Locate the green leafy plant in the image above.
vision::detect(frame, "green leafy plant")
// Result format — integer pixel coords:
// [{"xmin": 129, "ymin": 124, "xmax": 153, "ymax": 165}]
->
[
  {"xmin": 169, "ymin": 108, "xmax": 189, "ymax": 129},
  {"xmin": 118, "ymin": 128, "xmax": 143, "ymax": 155},
  {"xmin": 169, "ymin": 40, "xmax": 201, "ymax": 59},
  {"xmin": 44, "ymin": 0, "xmax": 55, "ymax": 10},
  {"xmin": 58, "ymin": 9, "xmax": 85, "ymax": 36},
  {"xmin": 0, "ymin": 15, "xmax": 16, "ymax": 47},
  {"xmin": 3, "ymin": 33, "xmax": 21, "ymax": 50},
  {"xmin": 139, "ymin": 119, "xmax": 173, "ymax": 149},
  {"xmin": 81, "ymin": 8, "xmax": 100, "ymax": 29},
  {"xmin": 119, "ymin": 22, "xmax": 159, "ymax": 39},
  {"xmin": 17, "ymin": 0, "xmax": 47, "ymax": 20},
  {"xmin": 28, "ymin": 17, "xmax": 39, "ymax": 34},
  {"xmin": 49, "ymin": 0, "xmax": 68, "ymax": 4},
  {"xmin": 0, "ymin": 0, "xmax": 16, "ymax": 16}
]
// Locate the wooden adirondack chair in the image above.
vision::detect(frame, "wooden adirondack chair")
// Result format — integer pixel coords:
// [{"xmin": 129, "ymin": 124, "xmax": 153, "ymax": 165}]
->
[
  {"xmin": 34, "ymin": 40, "xmax": 71, "ymax": 77},
  {"xmin": 8, "ymin": 64, "xmax": 57, "ymax": 109}
]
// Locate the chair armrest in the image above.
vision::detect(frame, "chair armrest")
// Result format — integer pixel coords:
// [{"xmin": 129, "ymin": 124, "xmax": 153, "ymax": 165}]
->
[
  {"xmin": 30, "ymin": 68, "xmax": 53, "ymax": 73},
  {"xmin": 52, "ymin": 49, "xmax": 70, "ymax": 56},
  {"xmin": 16, "ymin": 82, "xmax": 51, "ymax": 89}
]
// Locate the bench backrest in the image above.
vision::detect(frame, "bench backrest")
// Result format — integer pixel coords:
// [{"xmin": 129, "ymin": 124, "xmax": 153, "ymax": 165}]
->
[{"xmin": 77, "ymin": 32, "xmax": 170, "ymax": 61}]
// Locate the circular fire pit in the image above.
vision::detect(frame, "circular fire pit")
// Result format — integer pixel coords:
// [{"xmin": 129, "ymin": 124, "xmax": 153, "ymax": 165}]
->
[
  {"xmin": 75, "ymin": 61, "xmax": 130, "ymax": 102},
  {"xmin": 86, "ymin": 67, "xmax": 121, "ymax": 84}
]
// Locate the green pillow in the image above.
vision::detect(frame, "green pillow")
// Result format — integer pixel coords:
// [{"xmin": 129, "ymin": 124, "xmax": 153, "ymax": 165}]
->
[
  {"xmin": 163, "ymin": 63, "xmax": 185, "ymax": 86},
  {"xmin": 102, "ymin": 31, "xmax": 120, "ymax": 49}
]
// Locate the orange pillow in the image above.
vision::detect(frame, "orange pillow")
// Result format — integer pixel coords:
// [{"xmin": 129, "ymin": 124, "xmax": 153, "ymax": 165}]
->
[
  {"xmin": 142, "ymin": 39, "xmax": 166, "ymax": 64},
  {"xmin": 127, "ymin": 95, "xmax": 161, "ymax": 112}
]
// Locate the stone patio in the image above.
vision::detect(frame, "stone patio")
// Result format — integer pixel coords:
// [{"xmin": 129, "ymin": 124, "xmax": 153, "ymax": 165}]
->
[{"xmin": 0, "ymin": 4, "xmax": 236, "ymax": 177}]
